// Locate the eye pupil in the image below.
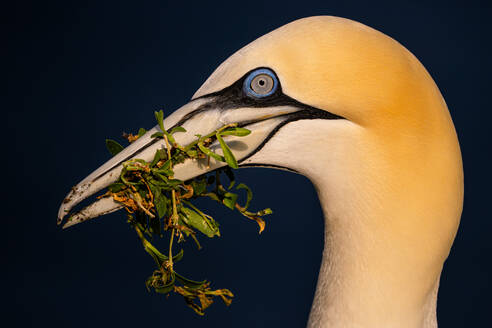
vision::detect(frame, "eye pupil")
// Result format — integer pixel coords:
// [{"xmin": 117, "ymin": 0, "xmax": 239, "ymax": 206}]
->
[{"xmin": 250, "ymin": 73, "xmax": 275, "ymax": 95}]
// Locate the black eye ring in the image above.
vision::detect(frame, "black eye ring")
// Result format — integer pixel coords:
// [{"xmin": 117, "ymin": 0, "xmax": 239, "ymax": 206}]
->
[{"xmin": 243, "ymin": 68, "xmax": 278, "ymax": 98}]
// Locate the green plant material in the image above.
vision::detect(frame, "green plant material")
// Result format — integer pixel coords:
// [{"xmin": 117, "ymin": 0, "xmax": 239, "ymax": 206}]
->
[
  {"xmin": 170, "ymin": 126, "xmax": 187, "ymax": 134},
  {"xmin": 106, "ymin": 139, "xmax": 124, "ymax": 156},
  {"xmin": 222, "ymin": 191, "xmax": 238, "ymax": 210},
  {"xmin": 175, "ymin": 284, "xmax": 234, "ymax": 316},
  {"xmin": 103, "ymin": 109, "xmax": 273, "ymax": 315},
  {"xmin": 137, "ymin": 127, "xmax": 147, "ymax": 137},
  {"xmin": 180, "ymin": 206, "xmax": 220, "ymax": 238},
  {"xmin": 219, "ymin": 127, "xmax": 251, "ymax": 137},
  {"xmin": 216, "ymin": 133, "xmax": 238, "ymax": 169},
  {"xmin": 236, "ymin": 183, "xmax": 253, "ymax": 211},
  {"xmin": 197, "ymin": 141, "xmax": 224, "ymax": 162}
]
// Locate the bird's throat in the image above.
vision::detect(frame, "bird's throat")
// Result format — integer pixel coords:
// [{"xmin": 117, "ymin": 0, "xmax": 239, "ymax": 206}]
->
[{"xmin": 306, "ymin": 182, "xmax": 440, "ymax": 328}]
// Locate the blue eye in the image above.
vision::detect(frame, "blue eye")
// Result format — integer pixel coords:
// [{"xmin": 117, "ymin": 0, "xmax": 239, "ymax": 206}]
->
[{"xmin": 243, "ymin": 68, "xmax": 278, "ymax": 98}]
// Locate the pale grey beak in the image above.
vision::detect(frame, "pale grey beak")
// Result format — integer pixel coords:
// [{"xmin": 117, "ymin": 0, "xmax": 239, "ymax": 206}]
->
[{"xmin": 58, "ymin": 97, "xmax": 299, "ymax": 229}]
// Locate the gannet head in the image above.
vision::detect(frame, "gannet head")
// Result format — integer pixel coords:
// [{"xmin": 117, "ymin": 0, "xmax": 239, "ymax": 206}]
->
[{"xmin": 58, "ymin": 16, "xmax": 463, "ymax": 323}]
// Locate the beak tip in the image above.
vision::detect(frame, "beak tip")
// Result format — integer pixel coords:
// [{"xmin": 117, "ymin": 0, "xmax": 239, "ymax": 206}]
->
[
  {"xmin": 57, "ymin": 211, "xmax": 65, "ymax": 226},
  {"xmin": 57, "ymin": 204, "xmax": 69, "ymax": 225},
  {"xmin": 57, "ymin": 182, "xmax": 92, "ymax": 226}
]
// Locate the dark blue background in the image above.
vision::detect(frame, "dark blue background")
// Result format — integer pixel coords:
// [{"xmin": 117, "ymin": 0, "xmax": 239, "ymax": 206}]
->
[{"xmin": 4, "ymin": 0, "xmax": 491, "ymax": 327}]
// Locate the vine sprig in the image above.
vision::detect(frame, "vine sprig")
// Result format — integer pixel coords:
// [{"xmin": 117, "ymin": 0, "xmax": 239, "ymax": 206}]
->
[{"xmin": 103, "ymin": 109, "xmax": 272, "ymax": 315}]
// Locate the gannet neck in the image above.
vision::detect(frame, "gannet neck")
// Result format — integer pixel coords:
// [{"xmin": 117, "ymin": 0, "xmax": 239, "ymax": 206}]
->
[
  {"xmin": 245, "ymin": 116, "xmax": 463, "ymax": 328},
  {"xmin": 307, "ymin": 186, "xmax": 440, "ymax": 328}
]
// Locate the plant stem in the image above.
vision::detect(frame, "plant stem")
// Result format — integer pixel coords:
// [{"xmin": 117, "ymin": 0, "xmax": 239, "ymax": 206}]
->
[
  {"xmin": 168, "ymin": 228, "xmax": 175, "ymax": 268},
  {"xmin": 163, "ymin": 133, "xmax": 180, "ymax": 270}
]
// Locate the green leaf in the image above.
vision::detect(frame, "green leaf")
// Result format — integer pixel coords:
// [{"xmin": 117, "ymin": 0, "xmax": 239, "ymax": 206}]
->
[
  {"xmin": 141, "ymin": 238, "xmax": 168, "ymax": 266},
  {"xmin": 170, "ymin": 126, "xmax": 187, "ymax": 134},
  {"xmin": 149, "ymin": 174, "xmax": 169, "ymax": 186},
  {"xmin": 178, "ymin": 216, "xmax": 191, "ymax": 236},
  {"xmin": 186, "ymin": 149, "xmax": 198, "ymax": 157},
  {"xmin": 236, "ymin": 183, "xmax": 253, "ymax": 211},
  {"xmin": 154, "ymin": 109, "xmax": 177, "ymax": 145},
  {"xmin": 220, "ymin": 127, "xmax": 251, "ymax": 137},
  {"xmin": 180, "ymin": 207, "xmax": 219, "ymax": 238},
  {"xmin": 152, "ymin": 186, "xmax": 168, "ymax": 219},
  {"xmin": 167, "ymin": 179, "xmax": 183, "ymax": 188},
  {"xmin": 154, "ymin": 160, "xmax": 172, "ymax": 174},
  {"xmin": 151, "ymin": 132, "xmax": 164, "ymax": 139},
  {"xmin": 191, "ymin": 178, "xmax": 207, "ymax": 196},
  {"xmin": 216, "ymin": 134, "xmax": 238, "ymax": 169},
  {"xmin": 155, "ymin": 168, "xmax": 174, "ymax": 177},
  {"xmin": 150, "ymin": 150, "xmax": 161, "ymax": 167},
  {"xmin": 222, "ymin": 192, "xmax": 238, "ymax": 210},
  {"xmin": 198, "ymin": 143, "xmax": 224, "ymax": 162},
  {"xmin": 105, "ymin": 139, "xmax": 124, "ymax": 156},
  {"xmin": 108, "ymin": 182, "xmax": 126, "ymax": 193},
  {"xmin": 137, "ymin": 128, "xmax": 147, "ymax": 137},
  {"xmin": 154, "ymin": 110, "xmax": 165, "ymax": 132},
  {"xmin": 158, "ymin": 149, "xmax": 169, "ymax": 161}
]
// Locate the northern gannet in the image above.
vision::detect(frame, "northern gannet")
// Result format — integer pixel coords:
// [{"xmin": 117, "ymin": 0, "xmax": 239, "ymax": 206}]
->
[{"xmin": 58, "ymin": 16, "xmax": 464, "ymax": 328}]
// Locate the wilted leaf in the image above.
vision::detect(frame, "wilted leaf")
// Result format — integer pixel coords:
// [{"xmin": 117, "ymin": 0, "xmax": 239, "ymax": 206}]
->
[
  {"xmin": 241, "ymin": 213, "xmax": 266, "ymax": 234},
  {"xmin": 236, "ymin": 183, "xmax": 253, "ymax": 211},
  {"xmin": 257, "ymin": 208, "xmax": 273, "ymax": 216}
]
